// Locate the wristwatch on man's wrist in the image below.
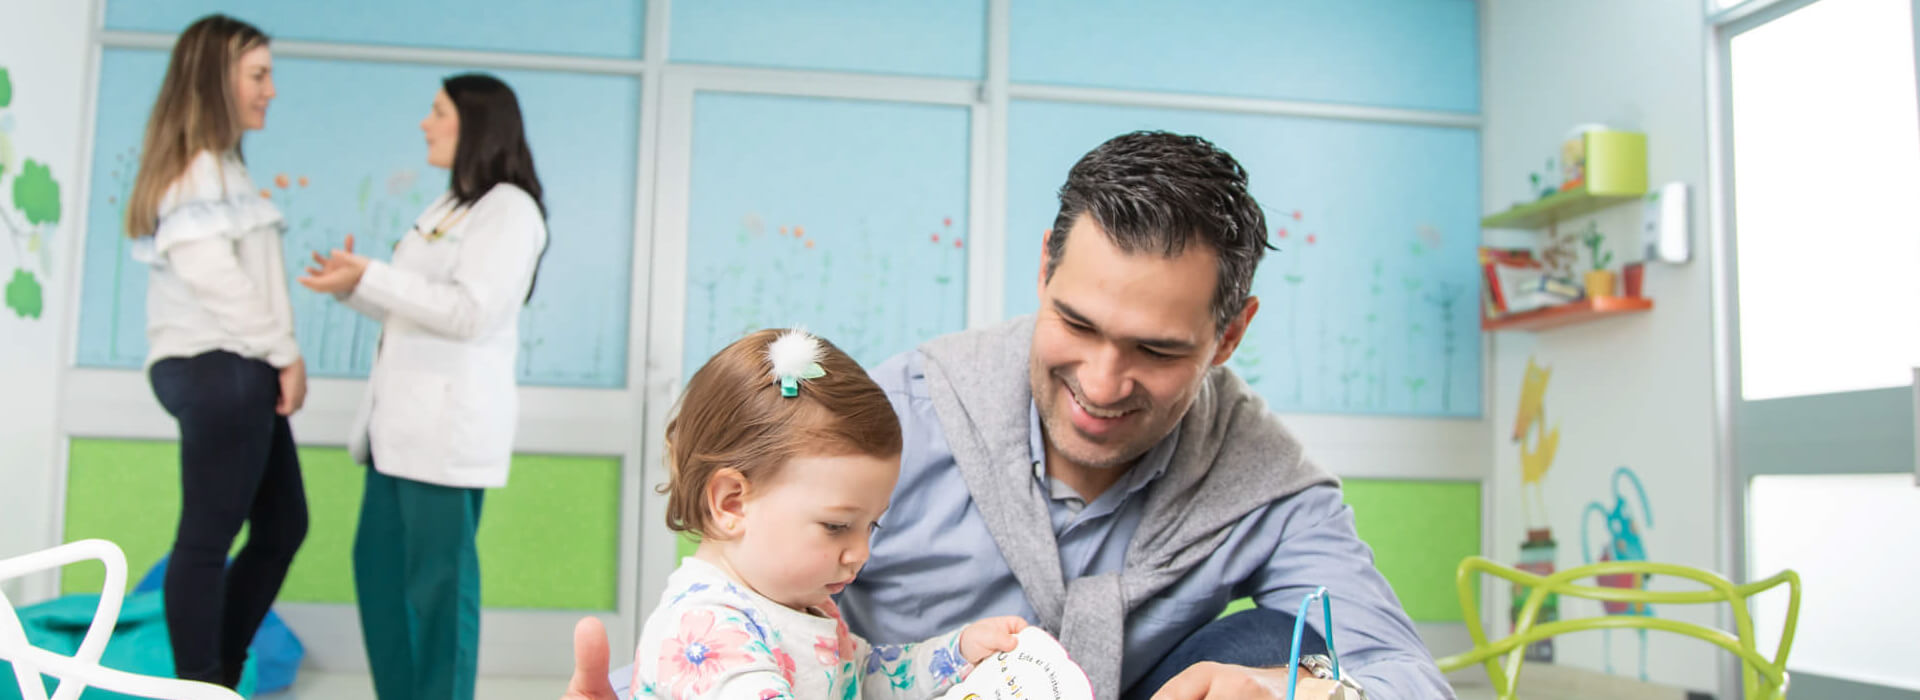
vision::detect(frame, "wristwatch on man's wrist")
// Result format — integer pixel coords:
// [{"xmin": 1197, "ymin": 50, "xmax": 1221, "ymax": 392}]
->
[{"xmin": 1293, "ymin": 655, "xmax": 1368, "ymax": 699}]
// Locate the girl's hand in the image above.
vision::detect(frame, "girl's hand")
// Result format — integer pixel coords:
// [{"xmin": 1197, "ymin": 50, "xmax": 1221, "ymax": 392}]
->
[{"xmin": 957, "ymin": 616, "xmax": 1029, "ymax": 664}]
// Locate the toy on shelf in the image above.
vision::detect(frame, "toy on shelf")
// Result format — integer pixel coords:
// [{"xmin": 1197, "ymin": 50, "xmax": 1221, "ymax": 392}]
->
[
  {"xmin": 1486, "ymin": 129, "xmax": 1648, "ymax": 230},
  {"xmin": 1559, "ymin": 123, "xmax": 1608, "ymax": 192}
]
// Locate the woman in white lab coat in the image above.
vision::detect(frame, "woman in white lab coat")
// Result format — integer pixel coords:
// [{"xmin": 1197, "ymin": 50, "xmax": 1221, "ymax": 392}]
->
[{"xmin": 299, "ymin": 72, "xmax": 547, "ymax": 700}]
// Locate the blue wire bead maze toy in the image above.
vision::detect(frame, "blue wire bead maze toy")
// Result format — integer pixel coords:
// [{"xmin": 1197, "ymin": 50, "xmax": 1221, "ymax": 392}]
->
[{"xmin": 1285, "ymin": 587, "xmax": 1366, "ymax": 700}]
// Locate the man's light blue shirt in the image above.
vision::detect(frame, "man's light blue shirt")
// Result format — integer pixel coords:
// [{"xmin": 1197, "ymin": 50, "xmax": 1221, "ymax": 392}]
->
[{"xmin": 837, "ymin": 349, "xmax": 1454, "ymax": 699}]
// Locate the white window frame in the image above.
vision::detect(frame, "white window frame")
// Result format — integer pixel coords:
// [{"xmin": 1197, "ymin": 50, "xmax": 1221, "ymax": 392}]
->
[{"xmin": 1705, "ymin": 0, "xmax": 1920, "ymax": 694}]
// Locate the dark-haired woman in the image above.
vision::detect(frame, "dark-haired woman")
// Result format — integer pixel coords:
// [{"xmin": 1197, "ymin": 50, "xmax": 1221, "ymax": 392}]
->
[{"xmin": 299, "ymin": 73, "xmax": 547, "ymax": 700}]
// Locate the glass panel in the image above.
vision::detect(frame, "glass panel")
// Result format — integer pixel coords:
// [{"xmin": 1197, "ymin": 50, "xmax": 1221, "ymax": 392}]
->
[
  {"xmin": 1730, "ymin": 0, "xmax": 1920, "ymax": 401},
  {"xmin": 682, "ymin": 93, "xmax": 972, "ymax": 375},
  {"xmin": 1749, "ymin": 474, "xmax": 1920, "ymax": 691}
]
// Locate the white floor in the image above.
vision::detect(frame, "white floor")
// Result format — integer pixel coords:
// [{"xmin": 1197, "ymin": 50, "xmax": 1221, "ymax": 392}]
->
[
  {"xmin": 1453, "ymin": 677, "xmax": 1499, "ymax": 700},
  {"xmin": 1440, "ymin": 664, "xmax": 1703, "ymax": 700}
]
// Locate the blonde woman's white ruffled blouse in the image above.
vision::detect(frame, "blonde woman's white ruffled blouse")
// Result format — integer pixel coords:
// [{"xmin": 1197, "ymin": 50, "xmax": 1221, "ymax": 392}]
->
[{"xmin": 135, "ymin": 149, "xmax": 300, "ymax": 369}]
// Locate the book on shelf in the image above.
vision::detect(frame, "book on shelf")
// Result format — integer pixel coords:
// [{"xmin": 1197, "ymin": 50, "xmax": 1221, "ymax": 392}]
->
[{"xmin": 1481, "ymin": 246, "xmax": 1582, "ymax": 320}]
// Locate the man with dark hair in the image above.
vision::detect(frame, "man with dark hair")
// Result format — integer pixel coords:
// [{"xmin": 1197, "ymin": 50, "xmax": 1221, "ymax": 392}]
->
[{"xmin": 564, "ymin": 132, "xmax": 1452, "ymax": 699}]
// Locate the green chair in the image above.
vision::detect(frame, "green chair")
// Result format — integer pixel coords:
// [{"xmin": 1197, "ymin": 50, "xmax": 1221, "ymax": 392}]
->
[{"xmin": 1435, "ymin": 556, "xmax": 1801, "ymax": 700}]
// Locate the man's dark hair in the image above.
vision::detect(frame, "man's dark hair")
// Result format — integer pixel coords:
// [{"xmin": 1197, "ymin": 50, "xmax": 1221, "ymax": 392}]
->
[{"xmin": 1046, "ymin": 131, "xmax": 1274, "ymax": 335}]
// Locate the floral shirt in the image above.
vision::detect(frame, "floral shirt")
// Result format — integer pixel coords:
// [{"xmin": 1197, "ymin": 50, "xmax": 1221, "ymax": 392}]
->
[{"xmin": 636, "ymin": 558, "xmax": 971, "ymax": 700}]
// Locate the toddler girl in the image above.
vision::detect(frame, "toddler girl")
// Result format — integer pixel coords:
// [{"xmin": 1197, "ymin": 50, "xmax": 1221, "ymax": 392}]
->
[{"xmin": 635, "ymin": 329, "xmax": 1027, "ymax": 700}]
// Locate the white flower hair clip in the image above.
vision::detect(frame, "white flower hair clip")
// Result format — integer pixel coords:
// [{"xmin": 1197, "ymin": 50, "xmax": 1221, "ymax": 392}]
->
[{"xmin": 767, "ymin": 328, "xmax": 828, "ymax": 398}]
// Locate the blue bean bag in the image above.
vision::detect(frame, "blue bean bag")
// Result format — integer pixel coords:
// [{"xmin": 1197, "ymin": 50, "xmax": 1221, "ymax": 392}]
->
[
  {"xmin": 132, "ymin": 556, "xmax": 303, "ymax": 694},
  {"xmin": 0, "ymin": 555, "xmax": 304, "ymax": 699},
  {"xmin": 0, "ymin": 590, "xmax": 254, "ymax": 699}
]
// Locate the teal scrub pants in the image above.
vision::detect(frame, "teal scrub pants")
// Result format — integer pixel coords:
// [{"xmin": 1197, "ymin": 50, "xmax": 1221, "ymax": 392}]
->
[{"xmin": 352, "ymin": 466, "xmax": 484, "ymax": 700}]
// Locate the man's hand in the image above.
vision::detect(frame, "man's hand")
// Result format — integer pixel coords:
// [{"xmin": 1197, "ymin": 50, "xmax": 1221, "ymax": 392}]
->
[
  {"xmin": 562, "ymin": 617, "xmax": 618, "ymax": 700},
  {"xmin": 1149, "ymin": 661, "xmax": 1296, "ymax": 700}
]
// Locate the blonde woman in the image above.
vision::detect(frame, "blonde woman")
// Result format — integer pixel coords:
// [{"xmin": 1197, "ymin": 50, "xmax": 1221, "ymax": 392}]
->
[{"xmin": 124, "ymin": 14, "xmax": 307, "ymax": 689}]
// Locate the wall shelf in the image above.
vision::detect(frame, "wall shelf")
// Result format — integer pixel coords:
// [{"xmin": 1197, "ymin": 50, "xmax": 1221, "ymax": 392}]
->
[
  {"xmin": 1482, "ymin": 296, "xmax": 1654, "ymax": 332},
  {"xmin": 1482, "ymin": 184, "xmax": 1646, "ymax": 230}
]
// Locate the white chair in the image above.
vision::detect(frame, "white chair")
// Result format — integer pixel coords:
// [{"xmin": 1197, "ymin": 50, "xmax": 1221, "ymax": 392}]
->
[{"xmin": 0, "ymin": 539, "xmax": 243, "ymax": 700}]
